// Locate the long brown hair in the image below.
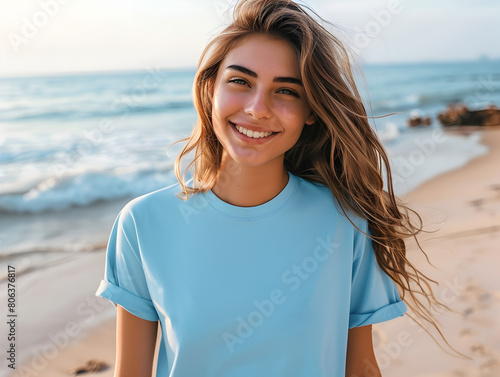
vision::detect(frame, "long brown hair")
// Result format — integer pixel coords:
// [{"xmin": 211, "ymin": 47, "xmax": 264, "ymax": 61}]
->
[{"xmin": 175, "ymin": 0, "xmax": 453, "ymax": 349}]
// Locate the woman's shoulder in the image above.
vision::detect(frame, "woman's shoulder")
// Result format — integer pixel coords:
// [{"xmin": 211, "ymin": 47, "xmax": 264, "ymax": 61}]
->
[
  {"xmin": 117, "ymin": 181, "xmax": 186, "ymax": 220},
  {"xmin": 294, "ymin": 174, "xmax": 333, "ymax": 198},
  {"xmin": 294, "ymin": 174, "xmax": 368, "ymax": 229},
  {"xmin": 294, "ymin": 174, "xmax": 342, "ymax": 211}
]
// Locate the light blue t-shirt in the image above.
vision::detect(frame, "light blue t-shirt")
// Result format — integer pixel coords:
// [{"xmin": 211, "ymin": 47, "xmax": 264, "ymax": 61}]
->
[{"xmin": 96, "ymin": 172, "xmax": 406, "ymax": 376}]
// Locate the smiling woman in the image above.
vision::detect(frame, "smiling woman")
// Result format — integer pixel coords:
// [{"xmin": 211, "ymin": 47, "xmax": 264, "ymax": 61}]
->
[
  {"xmin": 210, "ymin": 34, "xmax": 316, "ymax": 202},
  {"xmin": 95, "ymin": 0, "xmax": 450, "ymax": 376}
]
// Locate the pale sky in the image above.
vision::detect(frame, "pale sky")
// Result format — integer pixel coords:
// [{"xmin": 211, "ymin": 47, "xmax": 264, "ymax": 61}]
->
[{"xmin": 0, "ymin": 0, "xmax": 499, "ymax": 77}]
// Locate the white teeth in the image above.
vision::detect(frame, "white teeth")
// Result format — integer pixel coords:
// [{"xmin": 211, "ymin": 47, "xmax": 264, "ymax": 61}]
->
[{"xmin": 235, "ymin": 125, "xmax": 272, "ymax": 139}]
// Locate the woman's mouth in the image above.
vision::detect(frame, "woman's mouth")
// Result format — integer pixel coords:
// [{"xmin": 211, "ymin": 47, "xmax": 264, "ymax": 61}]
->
[{"xmin": 229, "ymin": 122, "xmax": 276, "ymax": 139}]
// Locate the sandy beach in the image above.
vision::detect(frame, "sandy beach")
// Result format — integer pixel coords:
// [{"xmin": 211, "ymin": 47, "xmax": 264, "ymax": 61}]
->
[
  {"xmin": 375, "ymin": 127, "xmax": 500, "ymax": 377},
  {"xmin": 7, "ymin": 128, "xmax": 500, "ymax": 377}
]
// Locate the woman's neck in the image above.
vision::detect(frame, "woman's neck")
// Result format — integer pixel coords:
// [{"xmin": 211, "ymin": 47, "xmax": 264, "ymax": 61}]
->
[{"xmin": 211, "ymin": 155, "xmax": 289, "ymax": 207}]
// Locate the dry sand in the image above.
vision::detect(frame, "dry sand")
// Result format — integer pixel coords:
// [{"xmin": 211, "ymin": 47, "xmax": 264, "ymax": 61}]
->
[
  {"xmin": 375, "ymin": 127, "xmax": 500, "ymax": 377},
  {"xmin": 9, "ymin": 128, "xmax": 500, "ymax": 377}
]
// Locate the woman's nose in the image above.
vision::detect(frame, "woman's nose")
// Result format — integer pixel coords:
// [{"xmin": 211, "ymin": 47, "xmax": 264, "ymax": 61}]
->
[{"xmin": 244, "ymin": 90, "xmax": 271, "ymax": 120}]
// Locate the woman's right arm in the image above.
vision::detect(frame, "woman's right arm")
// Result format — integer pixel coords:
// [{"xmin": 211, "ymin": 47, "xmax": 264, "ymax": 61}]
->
[{"xmin": 114, "ymin": 304, "xmax": 159, "ymax": 377}]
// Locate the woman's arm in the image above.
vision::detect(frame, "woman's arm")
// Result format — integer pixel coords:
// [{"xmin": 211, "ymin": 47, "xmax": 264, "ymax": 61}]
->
[
  {"xmin": 114, "ymin": 304, "xmax": 159, "ymax": 377},
  {"xmin": 345, "ymin": 325, "xmax": 381, "ymax": 377}
]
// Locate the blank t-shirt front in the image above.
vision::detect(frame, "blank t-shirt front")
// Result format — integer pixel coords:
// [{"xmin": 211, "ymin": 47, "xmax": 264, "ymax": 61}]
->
[{"xmin": 96, "ymin": 171, "xmax": 407, "ymax": 376}]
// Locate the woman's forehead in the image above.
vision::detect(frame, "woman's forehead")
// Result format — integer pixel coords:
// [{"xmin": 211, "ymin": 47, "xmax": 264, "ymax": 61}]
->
[{"xmin": 221, "ymin": 34, "xmax": 300, "ymax": 78}]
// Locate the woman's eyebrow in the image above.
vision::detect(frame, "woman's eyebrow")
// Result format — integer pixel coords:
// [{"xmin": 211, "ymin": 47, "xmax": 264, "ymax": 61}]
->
[{"xmin": 226, "ymin": 64, "xmax": 303, "ymax": 86}]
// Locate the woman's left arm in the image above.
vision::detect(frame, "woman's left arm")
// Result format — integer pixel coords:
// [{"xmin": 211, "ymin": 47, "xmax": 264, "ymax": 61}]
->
[{"xmin": 345, "ymin": 325, "xmax": 382, "ymax": 377}]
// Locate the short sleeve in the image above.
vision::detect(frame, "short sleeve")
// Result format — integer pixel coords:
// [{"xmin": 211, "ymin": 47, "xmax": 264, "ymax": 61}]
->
[
  {"xmin": 95, "ymin": 205, "xmax": 159, "ymax": 322},
  {"xmin": 349, "ymin": 219, "xmax": 407, "ymax": 328}
]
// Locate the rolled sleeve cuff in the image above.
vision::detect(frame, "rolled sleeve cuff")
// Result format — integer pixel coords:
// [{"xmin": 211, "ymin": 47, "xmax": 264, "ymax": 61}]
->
[
  {"xmin": 95, "ymin": 280, "xmax": 159, "ymax": 322},
  {"xmin": 349, "ymin": 300, "xmax": 407, "ymax": 329}
]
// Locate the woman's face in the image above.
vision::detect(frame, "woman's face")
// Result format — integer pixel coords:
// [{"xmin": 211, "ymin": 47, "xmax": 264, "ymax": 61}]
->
[{"xmin": 211, "ymin": 33, "xmax": 315, "ymax": 171}]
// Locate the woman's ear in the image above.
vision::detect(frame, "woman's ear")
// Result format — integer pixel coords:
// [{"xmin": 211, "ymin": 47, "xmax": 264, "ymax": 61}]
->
[{"xmin": 305, "ymin": 111, "xmax": 316, "ymax": 126}]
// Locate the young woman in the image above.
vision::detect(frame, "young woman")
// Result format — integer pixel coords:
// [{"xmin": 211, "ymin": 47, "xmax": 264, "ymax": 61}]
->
[{"xmin": 96, "ymin": 1, "xmax": 443, "ymax": 376}]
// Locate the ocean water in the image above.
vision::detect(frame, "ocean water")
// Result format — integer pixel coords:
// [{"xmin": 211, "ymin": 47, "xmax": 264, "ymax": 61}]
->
[{"xmin": 0, "ymin": 61, "xmax": 498, "ymax": 258}]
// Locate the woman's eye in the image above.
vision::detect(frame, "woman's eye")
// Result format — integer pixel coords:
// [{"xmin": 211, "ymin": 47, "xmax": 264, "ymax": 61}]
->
[
  {"xmin": 278, "ymin": 88, "xmax": 299, "ymax": 98},
  {"xmin": 228, "ymin": 78, "xmax": 248, "ymax": 86}
]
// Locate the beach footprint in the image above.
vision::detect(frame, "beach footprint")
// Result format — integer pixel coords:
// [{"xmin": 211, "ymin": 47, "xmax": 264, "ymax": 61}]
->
[
  {"xmin": 468, "ymin": 184, "xmax": 500, "ymax": 215},
  {"xmin": 479, "ymin": 357, "xmax": 500, "ymax": 377},
  {"xmin": 456, "ymin": 278, "xmax": 500, "ymax": 330},
  {"xmin": 70, "ymin": 360, "xmax": 110, "ymax": 376}
]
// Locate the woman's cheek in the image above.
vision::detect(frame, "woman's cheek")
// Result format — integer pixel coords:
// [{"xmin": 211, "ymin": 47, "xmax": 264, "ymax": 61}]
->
[
  {"xmin": 278, "ymin": 103, "xmax": 302, "ymax": 127},
  {"xmin": 213, "ymin": 89, "xmax": 237, "ymax": 115},
  {"xmin": 278, "ymin": 100, "xmax": 299, "ymax": 117}
]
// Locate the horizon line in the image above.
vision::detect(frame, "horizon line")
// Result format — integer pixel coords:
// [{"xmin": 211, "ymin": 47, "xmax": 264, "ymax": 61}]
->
[{"xmin": 1, "ymin": 57, "xmax": 499, "ymax": 79}]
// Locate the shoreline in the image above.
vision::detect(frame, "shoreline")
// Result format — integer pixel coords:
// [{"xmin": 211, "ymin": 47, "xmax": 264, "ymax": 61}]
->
[{"xmin": 8, "ymin": 128, "xmax": 500, "ymax": 376}]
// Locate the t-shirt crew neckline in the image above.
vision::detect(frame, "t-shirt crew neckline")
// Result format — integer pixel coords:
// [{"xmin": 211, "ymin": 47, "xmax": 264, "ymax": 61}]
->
[{"xmin": 202, "ymin": 171, "xmax": 299, "ymax": 220}]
